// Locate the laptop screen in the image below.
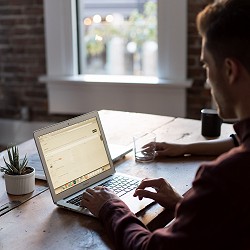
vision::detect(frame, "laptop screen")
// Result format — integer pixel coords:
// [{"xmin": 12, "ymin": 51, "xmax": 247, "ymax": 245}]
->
[{"xmin": 37, "ymin": 117, "xmax": 111, "ymax": 195}]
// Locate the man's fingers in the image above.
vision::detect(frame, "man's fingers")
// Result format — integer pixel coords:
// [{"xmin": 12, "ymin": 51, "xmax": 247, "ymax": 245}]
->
[
  {"xmin": 81, "ymin": 191, "xmax": 92, "ymax": 206},
  {"xmin": 155, "ymin": 151, "xmax": 166, "ymax": 157},
  {"xmin": 81, "ymin": 187, "xmax": 100, "ymax": 204},
  {"xmin": 133, "ymin": 189, "xmax": 156, "ymax": 200},
  {"xmin": 86, "ymin": 186, "xmax": 108, "ymax": 194},
  {"xmin": 136, "ymin": 178, "xmax": 161, "ymax": 190},
  {"xmin": 82, "ymin": 189, "xmax": 94, "ymax": 200}
]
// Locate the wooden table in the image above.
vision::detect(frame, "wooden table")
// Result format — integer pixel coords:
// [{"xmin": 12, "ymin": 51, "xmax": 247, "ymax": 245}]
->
[{"xmin": 0, "ymin": 110, "xmax": 234, "ymax": 250}]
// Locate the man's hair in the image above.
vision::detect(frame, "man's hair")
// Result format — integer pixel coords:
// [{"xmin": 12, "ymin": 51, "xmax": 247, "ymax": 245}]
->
[{"xmin": 196, "ymin": 0, "xmax": 250, "ymax": 72}]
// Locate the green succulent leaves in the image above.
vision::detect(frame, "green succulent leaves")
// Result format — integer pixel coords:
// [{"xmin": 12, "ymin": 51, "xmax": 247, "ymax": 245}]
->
[{"xmin": 0, "ymin": 146, "xmax": 31, "ymax": 175}]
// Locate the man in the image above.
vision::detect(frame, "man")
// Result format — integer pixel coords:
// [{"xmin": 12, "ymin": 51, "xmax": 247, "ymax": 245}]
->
[{"xmin": 81, "ymin": 0, "xmax": 250, "ymax": 249}]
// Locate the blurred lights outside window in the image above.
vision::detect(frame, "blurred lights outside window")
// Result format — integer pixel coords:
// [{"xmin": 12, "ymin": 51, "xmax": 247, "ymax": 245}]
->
[{"xmin": 78, "ymin": 0, "xmax": 158, "ymax": 76}]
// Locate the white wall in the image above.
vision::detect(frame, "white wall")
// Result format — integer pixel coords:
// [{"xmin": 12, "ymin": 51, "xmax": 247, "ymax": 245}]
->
[{"xmin": 44, "ymin": 77, "xmax": 191, "ymax": 117}]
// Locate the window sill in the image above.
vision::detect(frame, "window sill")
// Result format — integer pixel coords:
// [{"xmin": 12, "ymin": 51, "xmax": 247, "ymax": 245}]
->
[
  {"xmin": 39, "ymin": 74, "xmax": 192, "ymax": 88},
  {"xmin": 40, "ymin": 74, "xmax": 192, "ymax": 117}
]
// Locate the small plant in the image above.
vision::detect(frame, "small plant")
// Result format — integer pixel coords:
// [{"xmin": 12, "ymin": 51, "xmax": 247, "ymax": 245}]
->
[{"xmin": 0, "ymin": 146, "xmax": 32, "ymax": 175}]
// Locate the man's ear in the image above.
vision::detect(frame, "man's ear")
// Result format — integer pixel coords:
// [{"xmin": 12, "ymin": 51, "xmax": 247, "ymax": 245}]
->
[{"xmin": 224, "ymin": 58, "xmax": 239, "ymax": 85}]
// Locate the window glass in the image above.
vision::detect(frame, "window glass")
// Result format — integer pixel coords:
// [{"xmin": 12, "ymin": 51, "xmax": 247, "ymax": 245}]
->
[{"xmin": 78, "ymin": 0, "xmax": 157, "ymax": 76}]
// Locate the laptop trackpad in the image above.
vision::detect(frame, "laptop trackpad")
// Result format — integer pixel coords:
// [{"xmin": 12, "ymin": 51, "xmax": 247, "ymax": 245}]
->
[{"xmin": 121, "ymin": 191, "xmax": 155, "ymax": 215}]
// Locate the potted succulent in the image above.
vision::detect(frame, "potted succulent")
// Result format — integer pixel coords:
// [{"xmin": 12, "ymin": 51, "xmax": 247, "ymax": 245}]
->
[{"xmin": 0, "ymin": 145, "xmax": 35, "ymax": 195}]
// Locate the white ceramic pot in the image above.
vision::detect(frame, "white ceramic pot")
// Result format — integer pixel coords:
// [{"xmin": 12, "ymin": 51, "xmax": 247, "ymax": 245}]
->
[{"xmin": 4, "ymin": 167, "xmax": 35, "ymax": 195}]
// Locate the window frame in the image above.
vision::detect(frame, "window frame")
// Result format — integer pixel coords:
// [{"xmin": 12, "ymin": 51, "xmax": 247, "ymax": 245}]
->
[
  {"xmin": 42, "ymin": 0, "xmax": 191, "ymax": 117},
  {"xmin": 44, "ymin": 0, "xmax": 188, "ymax": 81}
]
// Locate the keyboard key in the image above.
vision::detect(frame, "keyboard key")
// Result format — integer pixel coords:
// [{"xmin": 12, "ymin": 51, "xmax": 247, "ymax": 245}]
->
[{"xmin": 67, "ymin": 175, "xmax": 140, "ymax": 206}]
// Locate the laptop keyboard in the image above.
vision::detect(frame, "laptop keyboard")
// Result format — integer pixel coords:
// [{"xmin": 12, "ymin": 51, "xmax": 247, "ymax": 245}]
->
[
  {"xmin": 101, "ymin": 175, "xmax": 140, "ymax": 197},
  {"xmin": 67, "ymin": 175, "xmax": 140, "ymax": 206}
]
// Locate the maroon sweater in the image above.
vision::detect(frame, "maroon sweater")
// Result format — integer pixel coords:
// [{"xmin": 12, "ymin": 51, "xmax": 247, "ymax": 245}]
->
[{"xmin": 99, "ymin": 118, "xmax": 250, "ymax": 250}]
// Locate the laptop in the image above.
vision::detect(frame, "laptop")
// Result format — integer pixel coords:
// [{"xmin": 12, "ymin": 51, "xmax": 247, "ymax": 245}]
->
[{"xmin": 33, "ymin": 111, "xmax": 154, "ymax": 216}]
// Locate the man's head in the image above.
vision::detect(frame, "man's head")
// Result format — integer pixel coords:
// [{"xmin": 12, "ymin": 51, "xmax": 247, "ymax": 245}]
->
[{"xmin": 196, "ymin": 0, "xmax": 250, "ymax": 120}]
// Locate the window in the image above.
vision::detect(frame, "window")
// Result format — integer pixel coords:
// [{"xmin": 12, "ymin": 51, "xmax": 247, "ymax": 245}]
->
[
  {"xmin": 42, "ymin": 0, "xmax": 191, "ymax": 118},
  {"xmin": 77, "ymin": 0, "xmax": 158, "ymax": 76},
  {"xmin": 44, "ymin": 0, "xmax": 187, "ymax": 81}
]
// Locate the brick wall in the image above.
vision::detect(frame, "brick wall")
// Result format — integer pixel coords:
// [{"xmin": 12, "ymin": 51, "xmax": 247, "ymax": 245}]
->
[
  {"xmin": 0, "ymin": 0, "xmax": 213, "ymax": 122},
  {"xmin": 0, "ymin": 0, "xmax": 46, "ymax": 120},
  {"xmin": 187, "ymin": 0, "xmax": 214, "ymax": 119},
  {"xmin": 0, "ymin": 0, "xmax": 71, "ymax": 122}
]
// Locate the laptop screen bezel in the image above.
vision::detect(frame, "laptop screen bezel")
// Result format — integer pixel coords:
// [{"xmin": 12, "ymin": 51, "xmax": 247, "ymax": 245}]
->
[{"xmin": 33, "ymin": 110, "xmax": 115, "ymax": 203}]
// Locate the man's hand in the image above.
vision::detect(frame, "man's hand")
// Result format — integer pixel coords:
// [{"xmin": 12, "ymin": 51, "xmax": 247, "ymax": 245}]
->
[
  {"xmin": 133, "ymin": 178, "xmax": 183, "ymax": 209},
  {"xmin": 81, "ymin": 186, "xmax": 120, "ymax": 217},
  {"xmin": 154, "ymin": 142, "xmax": 186, "ymax": 157}
]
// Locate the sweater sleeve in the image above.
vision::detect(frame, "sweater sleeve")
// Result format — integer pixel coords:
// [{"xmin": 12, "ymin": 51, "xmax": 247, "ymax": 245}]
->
[
  {"xmin": 98, "ymin": 199, "xmax": 191, "ymax": 250},
  {"xmin": 99, "ymin": 199, "xmax": 151, "ymax": 250}
]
